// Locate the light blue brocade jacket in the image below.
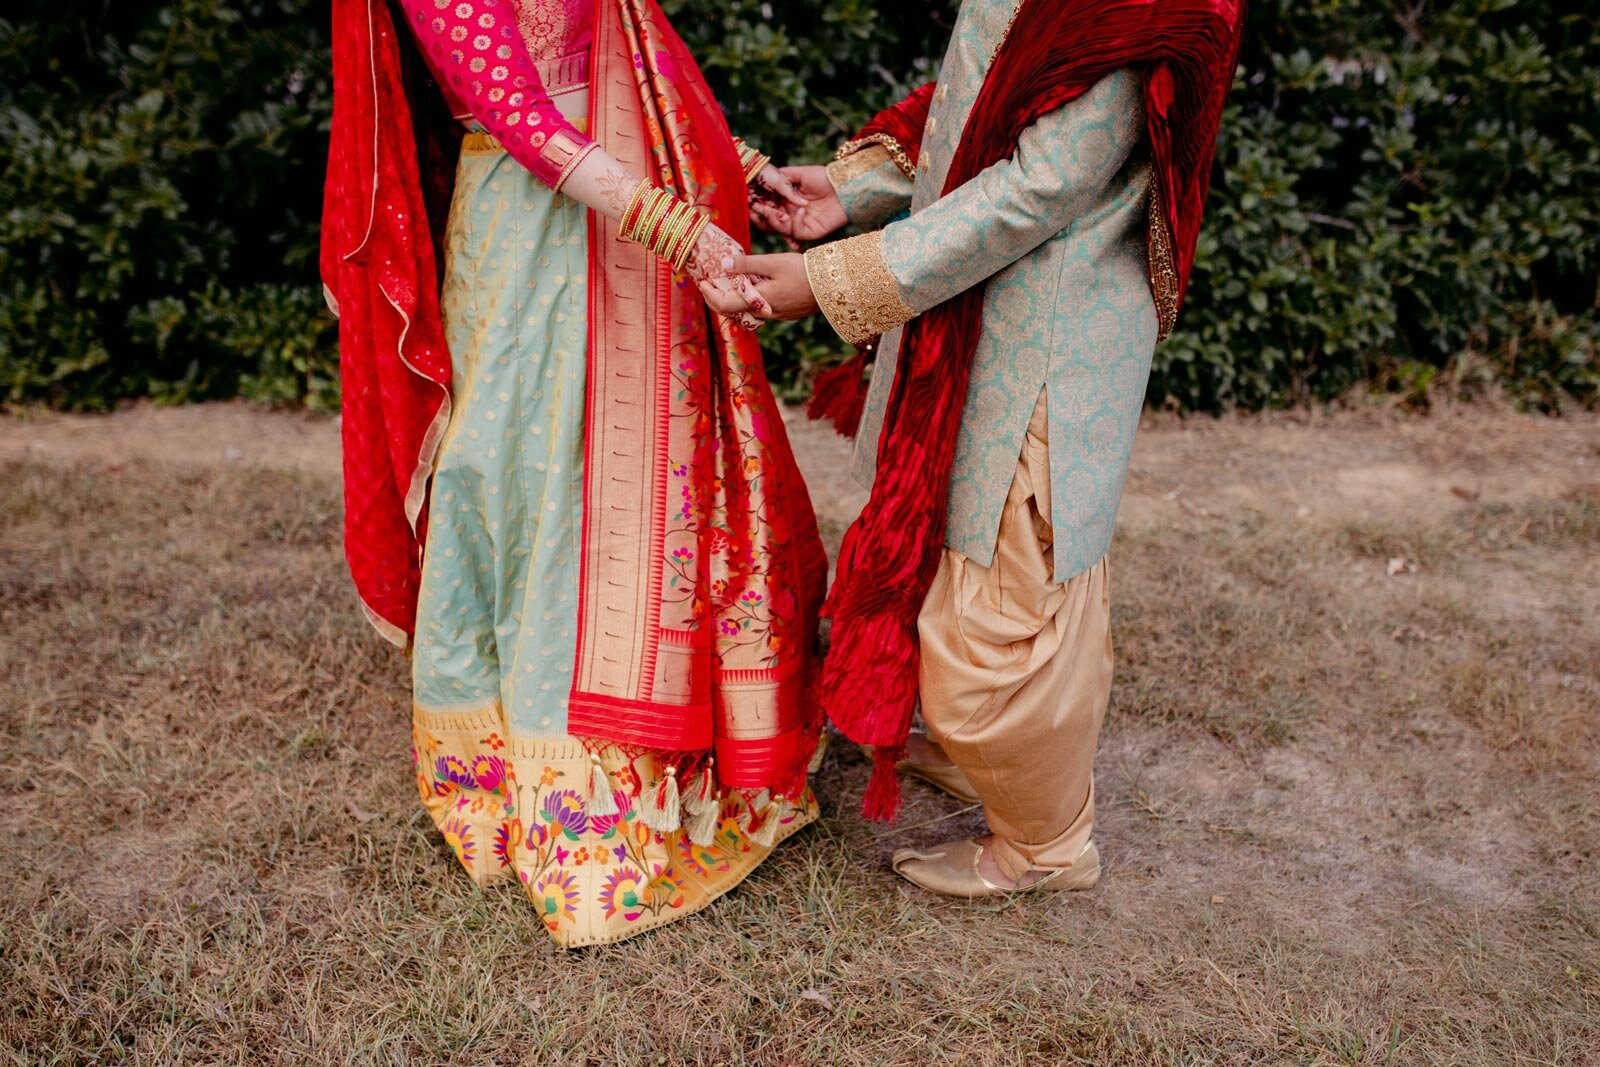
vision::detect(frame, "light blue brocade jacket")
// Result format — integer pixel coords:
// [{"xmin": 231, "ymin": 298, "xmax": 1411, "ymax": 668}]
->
[{"xmin": 808, "ymin": 0, "xmax": 1160, "ymax": 583}]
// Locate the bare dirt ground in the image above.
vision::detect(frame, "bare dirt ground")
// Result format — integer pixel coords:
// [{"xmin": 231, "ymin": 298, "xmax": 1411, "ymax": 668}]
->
[{"xmin": 1, "ymin": 400, "xmax": 1597, "ymax": 1065}]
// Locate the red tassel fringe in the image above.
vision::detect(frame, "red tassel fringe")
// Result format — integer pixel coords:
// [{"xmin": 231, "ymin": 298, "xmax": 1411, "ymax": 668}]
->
[
  {"xmin": 806, "ymin": 352, "xmax": 870, "ymax": 438},
  {"xmin": 861, "ymin": 746, "xmax": 905, "ymax": 822}
]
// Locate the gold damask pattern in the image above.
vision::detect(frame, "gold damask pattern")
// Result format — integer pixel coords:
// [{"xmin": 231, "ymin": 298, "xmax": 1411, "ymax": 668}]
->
[{"xmin": 805, "ymin": 231, "xmax": 918, "ymax": 347}]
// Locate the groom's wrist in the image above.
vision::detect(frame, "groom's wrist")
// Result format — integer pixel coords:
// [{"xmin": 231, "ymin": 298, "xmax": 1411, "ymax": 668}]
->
[{"xmin": 803, "ymin": 232, "xmax": 916, "ymax": 346}]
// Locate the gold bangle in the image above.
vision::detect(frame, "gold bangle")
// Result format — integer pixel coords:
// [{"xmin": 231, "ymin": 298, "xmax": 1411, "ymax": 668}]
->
[
  {"xmin": 620, "ymin": 182, "xmax": 652, "ymax": 238},
  {"xmin": 745, "ymin": 150, "xmax": 770, "ymax": 183},
  {"xmin": 656, "ymin": 206, "xmax": 692, "ymax": 264},
  {"xmin": 672, "ymin": 211, "xmax": 711, "ymax": 273},
  {"xmin": 664, "ymin": 208, "xmax": 700, "ymax": 272},
  {"xmin": 635, "ymin": 191, "xmax": 673, "ymax": 246}
]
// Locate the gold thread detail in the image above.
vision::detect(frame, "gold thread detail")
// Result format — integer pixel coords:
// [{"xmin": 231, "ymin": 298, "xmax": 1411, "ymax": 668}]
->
[
  {"xmin": 803, "ymin": 231, "xmax": 917, "ymax": 347},
  {"xmin": 1146, "ymin": 181, "xmax": 1180, "ymax": 341},
  {"xmin": 825, "ymin": 144, "xmax": 896, "ymax": 190},
  {"xmin": 835, "ymin": 134, "xmax": 916, "ymax": 180}
]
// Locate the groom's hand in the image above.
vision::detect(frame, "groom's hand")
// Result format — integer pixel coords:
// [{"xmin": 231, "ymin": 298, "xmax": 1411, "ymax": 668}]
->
[
  {"xmin": 703, "ymin": 253, "xmax": 818, "ymax": 322},
  {"xmin": 749, "ymin": 253, "xmax": 820, "ymax": 320}
]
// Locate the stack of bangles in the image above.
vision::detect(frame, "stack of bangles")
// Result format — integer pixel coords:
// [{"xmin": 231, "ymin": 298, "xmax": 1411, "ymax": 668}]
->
[
  {"xmin": 733, "ymin": 138, "xmax": 770, "ymax": 184},
  {"xmin": 620, "ymin": 184, "xmax": 711, "ymax": 274}
]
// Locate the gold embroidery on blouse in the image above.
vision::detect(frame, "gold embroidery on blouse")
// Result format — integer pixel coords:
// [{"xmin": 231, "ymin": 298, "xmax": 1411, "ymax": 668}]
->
[
  {"xmin": 804, "ymin": 232, "xmax": 917, "ymax": 347},
  {"xmin": 1146, "ymin": 182, "xmax": 1180, "ymax": 341},
  {"xmin": 835, "ymin": 134, "xmax": 917, "ymax": 181},
  {"xmin": 825, "ymin": 144, "xmax": 896, "ymax": 190},
  {"xmin": 514, "ymin": 0, "xmax": 576, "ymax": 61}
]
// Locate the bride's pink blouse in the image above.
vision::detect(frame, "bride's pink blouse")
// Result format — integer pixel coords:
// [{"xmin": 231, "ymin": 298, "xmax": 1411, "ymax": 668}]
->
[{"xmin": 397, "ymin": 0, "xmax": 598, "ymax": 190}]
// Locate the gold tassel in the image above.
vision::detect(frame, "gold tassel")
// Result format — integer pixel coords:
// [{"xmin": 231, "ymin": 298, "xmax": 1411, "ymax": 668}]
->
[
  {"xmin": 685, "ymin": 797, "xmax": 720, "ymax": 846},
  {"xmin": 639, "ymin": 764, "xmax": 682, "ymax": 833},
  {"xmin": 585, "ymin": 752, "xmax": 618, "ymax": 817},
  {"xmin": 685, "ymin": 762, "xmax": 718, "ymax": 814},
  {"xmin": 684, "ymin": 761, "xmax": 721, "ymax": 846},
  {"xmin": 750, "ymin": 793, "xmax": 784, "ymax": 848}
]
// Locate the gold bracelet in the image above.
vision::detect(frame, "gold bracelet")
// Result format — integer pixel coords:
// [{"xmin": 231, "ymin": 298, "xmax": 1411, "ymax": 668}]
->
[
  {"xmin": 668, "ymin": 207, "xmax": 707, "ymax": 271},
  {"xmin": 634, "ymin": 191, "xmax": 673, "ymax": 247},
  {"xmin": 620, "ymin": 185, "xmax": 712, "ymax": 273},
  {"xmin": 620, "ymin": 181, "xmax": 652, "ymax": 236},
  {"xmin": 734, "ymin": 139, "xmax": 770, "ymax": 184},
  {"xmin": 658, "ymin": 208, "xmax": 694, "ymax": 267},
  {"xmin": 672, "ymin": 211, "xmax": 711, "ymax": 273}
]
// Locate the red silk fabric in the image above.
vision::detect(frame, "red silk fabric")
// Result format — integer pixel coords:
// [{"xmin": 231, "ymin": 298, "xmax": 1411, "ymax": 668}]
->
[{"xmin": 821, "ymin": 0, "xmax": 1247, "ymax": 819}]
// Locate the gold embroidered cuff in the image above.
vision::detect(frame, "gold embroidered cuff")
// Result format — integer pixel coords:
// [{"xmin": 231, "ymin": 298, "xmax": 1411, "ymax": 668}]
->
[
  {"xmin": 804, "ymin": 232, "xmax": 917, "ymax": 347},
  {"xmin": 835, "ymin": 134, "xmax": 916, "ymax": 180},
  {"xmin": 552, "ymin": 140, "xmax": 599, "ymax": 194},
  {"xmin": 826, "ymin": 144, "xmax": 896, "ymax": 192}
]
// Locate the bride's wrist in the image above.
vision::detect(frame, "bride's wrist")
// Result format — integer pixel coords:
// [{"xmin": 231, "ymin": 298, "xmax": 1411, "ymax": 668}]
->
[{"xmin": 620, "ymin": 185, "xmax": 710, "ymax": 273}]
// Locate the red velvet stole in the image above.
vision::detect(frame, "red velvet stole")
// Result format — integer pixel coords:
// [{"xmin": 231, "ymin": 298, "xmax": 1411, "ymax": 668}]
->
[{"xmin": 820, "ymin": 0, "xmax": 1247, "ymax": 820}]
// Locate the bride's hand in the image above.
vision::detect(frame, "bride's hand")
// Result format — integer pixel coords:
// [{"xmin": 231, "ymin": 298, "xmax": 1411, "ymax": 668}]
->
[
  {"xmin": 748, "ymin": 164, "xmax": 808, "ymax": 250},
  {"xmin": 686, "ymin": 222, "xmax": 770, "ymax": 331},
  {"xmin": 752, "ymin": 165, "xmax": 848, "ymax": 243}
]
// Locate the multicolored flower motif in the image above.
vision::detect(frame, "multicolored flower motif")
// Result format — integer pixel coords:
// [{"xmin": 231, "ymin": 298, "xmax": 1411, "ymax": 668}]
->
[
  {"xmin": 440, "ymin": 816, "xmax": 477, "ymax": 866},
  {"xmin": 676, "ymin": 835, "xmax": 730, "ymax": 878},
  {"xmin": 541, "ymin": 789, "xmax": 589, "ymax": 838},
  {"xmin": 435, "ymin": 754, "xmax": 477, "ymax": 790},
  {"xmin": 599, "ymin": 866, "xmax": 650, "ymax": 921},
  {"xmin": 532, "ymin": 870, "xmax": 579, "ymax": 929},
  {"xmin": 493, "ymin": 820, "xmax": 520, "ymax": 868},
  {"xmin": 589, "ymin": 789, "xmax": 634, "ymax": 837},
  {"xmin": 469, "ymin": 754, "xmax": 508, "ymax": 794}
]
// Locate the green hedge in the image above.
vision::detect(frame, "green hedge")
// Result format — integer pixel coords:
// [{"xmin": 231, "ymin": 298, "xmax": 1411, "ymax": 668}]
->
[{"xmin": 1, "ymin": 0, "xmax": 1595, "ymax": 412}]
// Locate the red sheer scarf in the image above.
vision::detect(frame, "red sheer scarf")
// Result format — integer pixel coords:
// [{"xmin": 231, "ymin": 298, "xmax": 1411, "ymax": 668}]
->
[{"xmin": 821, "ymin": 0, "xmax": 1247, "ymax": 819}]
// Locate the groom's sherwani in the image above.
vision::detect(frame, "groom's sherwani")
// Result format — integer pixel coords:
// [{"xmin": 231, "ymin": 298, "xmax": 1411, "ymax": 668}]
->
[
  {"xmin": 804, "ymin": 0, "xmax": 1167, "ymax": 879},
  {"xmin": 811, "ymin": 1, "xmax": 1162, "ymax": 583}
]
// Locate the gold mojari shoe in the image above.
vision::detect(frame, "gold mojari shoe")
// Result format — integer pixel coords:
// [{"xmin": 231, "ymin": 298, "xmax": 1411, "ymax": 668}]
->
[
  {"xmin": 896, "ymin": 753, "xmax": 981, "ymax": 804},
  {"xmin": 891, "ymin": 838, "xmax": 1101, "ymax": 899},
  {"xmin": 859, "ymin": 739, "xmax": 982, "ymax": 804}
]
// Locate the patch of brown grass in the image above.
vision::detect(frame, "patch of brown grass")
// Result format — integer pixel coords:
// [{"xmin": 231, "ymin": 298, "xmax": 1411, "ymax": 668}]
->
[{"xmin": 2, "ymin": 426, "xmax": 1598, "ymax": 1065}]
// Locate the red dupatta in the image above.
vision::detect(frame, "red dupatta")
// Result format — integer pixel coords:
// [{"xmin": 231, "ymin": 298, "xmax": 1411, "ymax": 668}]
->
[
  {"xmin": 322, "ymin": 0, "xmax": 828, "ymax": 799},
  {"xmin": 820, "ymin": 0, "xmax": 1247, "ymax": 819}
]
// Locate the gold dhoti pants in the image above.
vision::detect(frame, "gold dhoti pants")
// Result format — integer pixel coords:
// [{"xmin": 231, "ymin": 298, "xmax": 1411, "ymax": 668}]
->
[{"xmin": 917, "ymin": 393, "xmax": 1113, "ymax": 881}]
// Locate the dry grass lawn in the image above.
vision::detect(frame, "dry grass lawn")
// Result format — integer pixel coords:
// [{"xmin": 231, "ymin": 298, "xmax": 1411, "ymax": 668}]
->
[{"xmin": 0, "ymin": 401, "xmax": 1597, "ymax": 1065}]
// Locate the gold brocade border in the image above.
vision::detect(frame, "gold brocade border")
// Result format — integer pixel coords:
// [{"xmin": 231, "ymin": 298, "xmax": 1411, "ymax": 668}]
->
[
  {"xmin": 825, "ymin": 144, "xmax": 895, "ymax": 191},
  {"xmin": 803, "ymin": 231, "xmax": 918, "ymax": 347},
  {"xmin": 1146, "ymin": 182, "xmax": 1180, "ymax": 341},
  {"xmin": 835, "ymin": 134, "xmax": 916, "ymax": 181}
]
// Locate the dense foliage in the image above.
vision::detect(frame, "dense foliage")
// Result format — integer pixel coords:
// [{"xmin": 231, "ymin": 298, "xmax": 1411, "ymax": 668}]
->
[{"xmin": 1, "ymin": 0, "xmax": 1594, "ymax": 412}]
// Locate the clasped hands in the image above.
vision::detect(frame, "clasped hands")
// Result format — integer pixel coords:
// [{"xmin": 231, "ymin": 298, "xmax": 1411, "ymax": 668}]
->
[{"xmin": 696, "ymin": 164, "xmax": 846, "ymax": 329}]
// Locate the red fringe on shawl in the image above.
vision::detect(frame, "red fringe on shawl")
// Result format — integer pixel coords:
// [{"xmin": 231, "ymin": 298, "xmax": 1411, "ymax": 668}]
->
[
  {"xmin": 820, "ymin": 0, "xmax": 1247, "ymax": 820},
  {"xmin": 806, "ymin": 352, "xmax": 870, "ymax": 438}
]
